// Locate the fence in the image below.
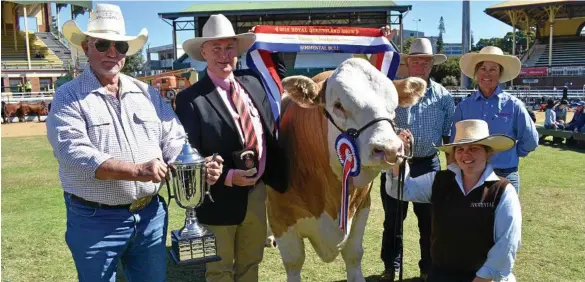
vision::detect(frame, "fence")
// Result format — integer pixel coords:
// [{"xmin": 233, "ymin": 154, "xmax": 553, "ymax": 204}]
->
[{"xmin": 1, "ymin": 91, "xmax": 55, "ymax": 103}]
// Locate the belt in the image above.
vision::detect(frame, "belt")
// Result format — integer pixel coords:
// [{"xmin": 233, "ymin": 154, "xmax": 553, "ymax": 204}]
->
[
  {"xmin": 408, "ymin": 154, "xmax": 438, "ymax": 164},
  {"xmin": 493, "ymin": 167, "xmax": 518, "ymax": 174},
  {"xmin": 65, "ymin": 192, "xmax": 155, "ymax": 213}
]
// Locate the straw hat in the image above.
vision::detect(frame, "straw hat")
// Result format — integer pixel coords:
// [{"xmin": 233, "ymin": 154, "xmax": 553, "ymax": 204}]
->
[
  {"xmin": 62, "ymin": 4, "xmax": 147, "ymax": 56},
  {"xmin": 437, "ymin": 120, "xmax": 515, "ymax": 154},
  {"xmin": 460, "ymin": 46, "xmax": 521, "ymax": 83},
  {"xmin": 402, "ymin": 38, "xmax": 447, "ymax": 65},
  {"xmin": 183, "ymin": 14, "xmax": 256, "ymax": 62}
]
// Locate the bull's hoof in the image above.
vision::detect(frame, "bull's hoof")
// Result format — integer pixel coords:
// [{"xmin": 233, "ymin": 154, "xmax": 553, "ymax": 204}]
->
[{"xmin": 265, "ymin": 235, "xmax": 277, "ymax": 248}]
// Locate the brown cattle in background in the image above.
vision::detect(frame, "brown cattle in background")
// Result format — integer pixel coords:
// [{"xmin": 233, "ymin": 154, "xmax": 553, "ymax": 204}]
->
[
  {"xmin": 2, "ymin": 102, "xmax": 23, "ymax": 123},
  {"xmin": 16, "ymin": 101, "xmax": 49, "ymax": 122}
]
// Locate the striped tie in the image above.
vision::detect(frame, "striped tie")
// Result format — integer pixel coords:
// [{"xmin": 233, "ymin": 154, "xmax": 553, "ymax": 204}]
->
[{"xmin": 230, "ymin": 81, "xmax": 258, "ymax": 151}]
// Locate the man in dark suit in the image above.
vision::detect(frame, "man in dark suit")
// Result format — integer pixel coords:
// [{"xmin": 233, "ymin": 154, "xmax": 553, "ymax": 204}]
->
[{"xmin": 175, "ymin": 14, "xmax": 287, "ymax": 282}]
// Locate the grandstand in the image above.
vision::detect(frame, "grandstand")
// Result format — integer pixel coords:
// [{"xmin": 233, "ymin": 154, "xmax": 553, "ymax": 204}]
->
[
  {"xmin": 485, "ymin": 0, "xmax": 585, "ymax": 89},
  {"xmin": 1, "ymin": 1, "xmax": 90, "ymax": 100}
]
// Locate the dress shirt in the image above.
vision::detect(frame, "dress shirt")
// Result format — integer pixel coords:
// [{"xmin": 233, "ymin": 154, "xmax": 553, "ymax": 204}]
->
[
  {"xmin": 385, "ymin": 163, "xmax": 522, "ymax": 281},
  {"xmin": 451, "ymin": 86, "xmax": 539, "ymax": 169},
  {"xmin": 46, "ymin": 67, "xmax": 185, "ymax": 205},
  {"xmin": 394, "ymin": 80, "xmax": 454, "ymax": 158},
  {"xmin": 206, "ymin": 70, "xmax": 266, "ymax": 186}
]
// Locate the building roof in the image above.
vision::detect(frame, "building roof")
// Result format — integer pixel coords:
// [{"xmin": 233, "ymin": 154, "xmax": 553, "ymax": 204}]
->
[
  {"xmin": 159, "ymin": 1, "xmax": 411, "ymax": 20},
  {"xmin": 485, "ymin": 0, "xmax": 585, "ymax": 30}
]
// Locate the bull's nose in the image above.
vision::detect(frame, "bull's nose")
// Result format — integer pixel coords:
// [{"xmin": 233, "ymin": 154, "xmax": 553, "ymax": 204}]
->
[{"xmin": 371, "ymin": 139, "xmax": 402, "ymax": 164}]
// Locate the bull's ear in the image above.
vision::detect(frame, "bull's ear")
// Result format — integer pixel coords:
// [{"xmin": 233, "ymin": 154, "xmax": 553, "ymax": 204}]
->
[
  {"xmin": 393, "ymin": 77, "xmax": 427, "ymax": 107},
  {"xmin": 282, "ymin": 75, "xmax": 324, "ymax": 108}
]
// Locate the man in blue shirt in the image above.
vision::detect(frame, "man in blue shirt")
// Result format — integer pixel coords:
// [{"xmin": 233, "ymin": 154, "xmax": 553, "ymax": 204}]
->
[
  {"xmin": 380, "ymin": 38, "xmax": 455, "ymax": 281},
  {"xmin": 454, "ymin": 46, "xmax": 539, "ymax": 193}
]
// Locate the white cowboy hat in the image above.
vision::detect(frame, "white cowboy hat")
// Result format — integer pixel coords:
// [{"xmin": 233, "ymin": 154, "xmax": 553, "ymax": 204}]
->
[
  {"xmin": 62, "ymin": 3, "xmax": 148, "ymax": 56},
  {"xmin": 460, "ymin": 46, "xmax": 521, "ymax": 83},
  {"xmin": 182, "ymin": 14, "xmax": 256, "ymax": 62},
  {"xmin": 402, "ymin": 38, "xmax": 447, "ymax": 65},
  {"xmin": 436, "ymin": 119, "xmax": 515, "ymax": 154}
]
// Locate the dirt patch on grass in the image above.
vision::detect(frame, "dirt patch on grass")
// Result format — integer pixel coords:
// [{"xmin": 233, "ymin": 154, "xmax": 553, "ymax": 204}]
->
[{"xmin": 1, "ymin": 122, "xmax": 47, "ymax": 138}]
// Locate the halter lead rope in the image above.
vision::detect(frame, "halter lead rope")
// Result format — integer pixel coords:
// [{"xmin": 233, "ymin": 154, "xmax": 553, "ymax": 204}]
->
[{"xmin": 395, "ymin": 134, "xmax": 413, "ymax": 282}]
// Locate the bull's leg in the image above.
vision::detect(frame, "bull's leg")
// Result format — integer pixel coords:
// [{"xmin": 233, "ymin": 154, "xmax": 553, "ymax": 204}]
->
[
  {"xmin": 341, "ymin": 207, "xmax": 370, "ymax": 282},
  {"xmin": 276, "ymin": 230, "xmax": 305, "ymax": 282}
]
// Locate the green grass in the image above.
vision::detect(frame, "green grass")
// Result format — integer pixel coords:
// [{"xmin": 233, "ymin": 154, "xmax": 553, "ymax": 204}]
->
[{"xmin": 2, "ymin": 136, "xmax": 585, "ymax": 281}]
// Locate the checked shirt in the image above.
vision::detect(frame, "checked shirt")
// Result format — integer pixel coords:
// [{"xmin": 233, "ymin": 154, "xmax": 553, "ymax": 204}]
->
[{"xmin": 46, "ymin": 67, "xmax": 185, "ymax": 205}]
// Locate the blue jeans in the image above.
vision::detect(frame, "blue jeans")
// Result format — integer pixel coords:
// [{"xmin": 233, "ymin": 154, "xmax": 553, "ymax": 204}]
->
[
  {"xmin": 64, "ymin": 193, "xmax": 168, "ymax": 282},
  {"xmin": 493, "ymin": 169, "xmax": 520, "ymax": 194},
  {"xmin": 380, "ymin": 156, "xmax": 440, "ymax": 274}
]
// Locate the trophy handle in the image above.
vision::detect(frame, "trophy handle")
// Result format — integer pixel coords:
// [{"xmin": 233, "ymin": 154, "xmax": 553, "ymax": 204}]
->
[
  {"xmin": 165, "ymin": 166, "xmax": 176, "ymax": 207},
  {"xmin": 204, "ymin": 153, "xmax": 218, "ymax": 203}
]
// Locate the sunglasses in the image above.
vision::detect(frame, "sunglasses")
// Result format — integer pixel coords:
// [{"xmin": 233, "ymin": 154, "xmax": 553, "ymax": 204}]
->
[{"xmin": 93, "ymin": 39, "xmax": 129, "ymax": 55}]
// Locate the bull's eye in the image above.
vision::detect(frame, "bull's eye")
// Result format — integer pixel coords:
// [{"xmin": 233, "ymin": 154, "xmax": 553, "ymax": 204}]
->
[{"xmin": 333, "ymin": 101, "xmax": 344, "ymax": 110}]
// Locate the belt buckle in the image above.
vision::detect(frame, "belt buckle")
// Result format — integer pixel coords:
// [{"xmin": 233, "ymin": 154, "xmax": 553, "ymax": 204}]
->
[{"xmin": 129, "ymin": 195, "xmax": 153, "ymax": 213}]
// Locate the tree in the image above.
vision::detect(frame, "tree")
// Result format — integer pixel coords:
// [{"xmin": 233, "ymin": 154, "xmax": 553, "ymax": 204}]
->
[
  {"xmin": 470, "ymin": 30, "xmax": 475, "ymax": 50},
  {"xmin": 441, "ymin": 75, "xmax": 459, "ymax": 87},
  {"xmin": 122, "ymin": 49, "xmax": 145, "ymax": 75},
  {"xmin": 51, "ymin": 16, "xmax": 58, "ymax": 33},
  {"xmin": 401, "ymin": 37, "xmax": 416, "ymax": 53},
  {"xmin": 430, "ymin": 56, "xmax": 460, "ymax": 84},
  {"xmin": 437, "ymin": 16, "xmax": 446, "ymax": 53}
]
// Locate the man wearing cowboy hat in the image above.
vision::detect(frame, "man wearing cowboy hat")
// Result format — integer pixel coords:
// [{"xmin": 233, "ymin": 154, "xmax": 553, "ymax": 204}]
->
[
  {"xmin": 174, "ymin": 14, "xmax": 288, "ymax": 282},
  {"xmin": 46, "ymin": 4, "xmax": 223, "ymax": 281},
  {"xmin": 379, "ymin": 37, "xmax": 455, "ymax": 281},
  {"xmin": 385, "ymin": 120, "xmax": 522, "ymax": 282},
  {"xmin": 453, "ymin": 46, "xmax": 539, "ymax": 193}
]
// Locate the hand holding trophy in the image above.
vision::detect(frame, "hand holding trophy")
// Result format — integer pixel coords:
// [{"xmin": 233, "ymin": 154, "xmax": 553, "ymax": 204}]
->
[{"xmin": 166, "ymin": 137, "xmax": 222, "ymax": 265}]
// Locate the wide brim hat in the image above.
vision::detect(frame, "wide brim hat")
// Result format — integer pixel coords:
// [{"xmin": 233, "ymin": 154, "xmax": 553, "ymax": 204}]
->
[
  {"xmin": 183, "ymin": 14, "xmax": 256, "ymax": 62},
  {"xmin": 460, "ymin": 46, "xmax": 521, "ymax": 83},
  {"xmin": 437, "ymin": 119, "xmax": 515, "ymax": 154},
  {"xmin": 62, "ymin": 3, "xmax": 147, "ymax": 56},
  {"xmin": 401, "ymin": 38, "xmax": 447, "ymax": 65}
]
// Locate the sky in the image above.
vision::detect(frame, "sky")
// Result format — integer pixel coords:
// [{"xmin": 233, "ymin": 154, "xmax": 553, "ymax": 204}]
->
[{"xmin": 43, "ymin": 0, "xmax": 514, "ymax": 55}]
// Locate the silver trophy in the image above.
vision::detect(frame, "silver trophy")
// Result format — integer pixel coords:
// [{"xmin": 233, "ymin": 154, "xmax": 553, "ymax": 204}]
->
[{"xmin": 167, "ymin": 138, "xmax": 221, "ymax": 265}]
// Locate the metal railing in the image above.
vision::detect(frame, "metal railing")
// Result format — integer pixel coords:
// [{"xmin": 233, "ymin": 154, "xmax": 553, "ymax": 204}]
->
[{"xmin": 1, "ymin": 91, "xmax": 55, "ymax": 103}]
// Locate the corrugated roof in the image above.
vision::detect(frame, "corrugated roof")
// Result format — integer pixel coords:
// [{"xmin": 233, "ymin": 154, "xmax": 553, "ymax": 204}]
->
[
  {"xmin": 486, "ymin": 0, "xmax": 569, "ymax": 11},
  {"xmin": 484, "ymin": 0, "xmax": 585, "ymax": 31},
  {"xmin": 182, "ymin": 1, "xmax": 398, "ymax": 13}
]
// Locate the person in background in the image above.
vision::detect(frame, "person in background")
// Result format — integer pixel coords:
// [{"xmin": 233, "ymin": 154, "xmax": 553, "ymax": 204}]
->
[
  {"xmin": 554, "ymin": 99, "xmax": 569, "ymax": 123},
  {"xmin": 565, "ymin": 101, "xmax": 585, "ymax": 133},
  {"xmin": 544, "ymin": 99, "xmax": 563, "ymax": 130},
  {"xmin": 386, "ymin": 119, "xmax": 521, "ymax": 282},
  {"xmin": 379, "ymin": 37, "xmax": 455, "ymax": 282},
  {"xmin": 454, "ymin": 46, "xmax": 539, "ymax": 194}
]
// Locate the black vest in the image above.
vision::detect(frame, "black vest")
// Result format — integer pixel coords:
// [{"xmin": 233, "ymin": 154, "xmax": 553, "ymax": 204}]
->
[{"xmin": 430, "ymin": 170, "xmax": 509, "ymax": 272}]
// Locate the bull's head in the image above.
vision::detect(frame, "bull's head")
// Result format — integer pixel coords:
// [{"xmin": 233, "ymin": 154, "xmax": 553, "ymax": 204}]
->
[{"xmin": 282, "ymin": 58, "xmax": 426, "ymax": 186}]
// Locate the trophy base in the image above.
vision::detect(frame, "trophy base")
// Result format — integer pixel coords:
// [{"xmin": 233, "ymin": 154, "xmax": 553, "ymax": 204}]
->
[{"xmin": 170, "ymin": 230, "xmax": 222, "ymax": 265}]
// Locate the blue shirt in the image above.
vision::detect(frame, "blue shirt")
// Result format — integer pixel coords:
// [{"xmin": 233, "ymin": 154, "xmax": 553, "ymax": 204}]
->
[
  {"xmin": 395, "ymin": 80, "xmax": 455, "ymax": 158},
  {"xmin": 567, "ymin": 112, "xmax": 585, "ymax": 130},
  {"xmin": 451, "ymin": 86, "xmax": 539, "ymax": 169},
  {"xmin": 385, "ymin": 163, "xmax": 522, "ymax": 281}
]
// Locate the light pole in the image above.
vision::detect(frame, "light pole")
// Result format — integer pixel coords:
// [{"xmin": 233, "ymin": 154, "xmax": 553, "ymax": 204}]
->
[{"xmin": 413, "ymin": 18, "xmax": 421, "ymax": 38}]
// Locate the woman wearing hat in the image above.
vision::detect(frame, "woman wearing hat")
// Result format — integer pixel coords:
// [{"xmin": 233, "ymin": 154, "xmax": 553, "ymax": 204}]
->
[
  {"xmin": 452, "ymin": 46, "xmax": 539, "ymax": 193},
  {"xmin": 386, "ymin": 120, "xmax": 522, "ymax": 282}
]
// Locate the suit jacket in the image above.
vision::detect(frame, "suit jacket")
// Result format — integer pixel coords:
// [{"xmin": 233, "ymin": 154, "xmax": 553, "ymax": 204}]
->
[{"xmin": 175, "ymin": 68, "xmax": 288, "ymax": 226}]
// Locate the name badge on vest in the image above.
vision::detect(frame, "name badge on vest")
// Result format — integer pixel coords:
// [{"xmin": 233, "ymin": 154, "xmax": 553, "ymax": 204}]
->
[{"xmin": 470, "ymin": 202, "xmax": 495, "ymax": 208}]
